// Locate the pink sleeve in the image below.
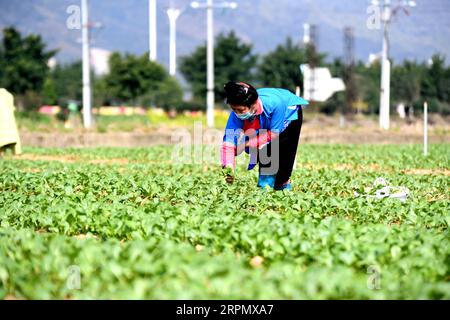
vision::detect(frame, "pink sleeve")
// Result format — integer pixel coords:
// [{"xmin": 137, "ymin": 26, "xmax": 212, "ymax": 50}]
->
[
  {"xmin": 221, "ymin": 142, "xmax": 236, "ymax": 168},
  {"xmin": 247, "ymin": 130, "xmax": 273, "ymax": 149}
]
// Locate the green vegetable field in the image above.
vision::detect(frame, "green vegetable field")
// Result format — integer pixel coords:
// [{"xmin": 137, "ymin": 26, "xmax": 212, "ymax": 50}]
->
[{"xmin": 0, "ymin": 144, "xmax": 449, "ymax": 299}]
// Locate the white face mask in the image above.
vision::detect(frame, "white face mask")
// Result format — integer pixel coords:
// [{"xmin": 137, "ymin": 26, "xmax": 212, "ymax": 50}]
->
[{"xmin": 236, "ymin": 109, "xmax": 256, "ymax": 121}]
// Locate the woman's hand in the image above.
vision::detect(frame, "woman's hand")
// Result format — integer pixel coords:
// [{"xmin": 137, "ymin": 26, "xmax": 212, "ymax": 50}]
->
[
  {"xmin": 222, "ymin": 166, "xmax": 235, "ymax": 184},
  {"xmin": 225, "ymin": 174, "xmax": 234, "ymax": 184}
]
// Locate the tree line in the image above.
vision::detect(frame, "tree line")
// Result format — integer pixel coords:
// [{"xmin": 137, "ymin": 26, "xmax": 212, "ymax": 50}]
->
[{"xmin": 1, "ymin": 27, "xmax": 449, "ymax": 115}]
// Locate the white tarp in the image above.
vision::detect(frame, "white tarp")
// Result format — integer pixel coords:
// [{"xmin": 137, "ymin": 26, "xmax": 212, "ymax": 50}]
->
[{"xmin": 0, "ymin": 88, "xmax": 22, "ymax": 154}]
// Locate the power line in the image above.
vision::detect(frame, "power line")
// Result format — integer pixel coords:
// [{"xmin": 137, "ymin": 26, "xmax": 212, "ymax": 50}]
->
[
  {"xmin": 81, "ymin": 0, "xmax": 92, "ymax": 129},
  {"xmin": 344, "ymin": 26, "xmax": 357, "ymax": 118},
  {"xmin": 149, "ymin": 0, "xmax": 157, "ymax": 62},
  {"xmin": 190, "ymin": 0, "xmax": 237, "ymax": 128},
  {"xmin": 372, "ymin": 0, "xmax": 416, "ymax": 130}
]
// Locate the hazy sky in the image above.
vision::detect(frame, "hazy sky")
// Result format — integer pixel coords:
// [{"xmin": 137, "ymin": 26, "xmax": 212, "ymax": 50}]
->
[{"xmin": 1, "ymin": 0, "xmax": 449, "ymax": 65}]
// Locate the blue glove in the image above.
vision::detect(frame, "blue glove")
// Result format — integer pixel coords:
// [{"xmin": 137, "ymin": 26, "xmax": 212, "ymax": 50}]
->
[
  {"xmin": 247, "ymin": 149, "xmax": 258, "ymax": 170},
  {"xmin": 236, "ymin": 134, "xmax": 258, "ymax": 171}
]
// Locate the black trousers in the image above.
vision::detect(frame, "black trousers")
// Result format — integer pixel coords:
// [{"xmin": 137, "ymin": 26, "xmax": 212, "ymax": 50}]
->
[{"xmin": 258, "ymin": 107, "xmax": 303, "ymax": 187}]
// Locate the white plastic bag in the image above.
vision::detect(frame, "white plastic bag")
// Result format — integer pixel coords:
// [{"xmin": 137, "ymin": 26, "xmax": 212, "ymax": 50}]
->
[{"xmin": 354, "ymin": 177, "xmax": 410, "ymax": 202}]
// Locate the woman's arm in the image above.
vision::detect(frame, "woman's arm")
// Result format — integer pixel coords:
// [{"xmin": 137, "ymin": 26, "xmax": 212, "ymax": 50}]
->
[
  {"xmin": 221, "ymin": 142, "xmax": 236, "ymax": 168},
  {"xmin": 243, "ymin": 103, "xmax": 284, "ymax": 150},
  {"xmin": 221, "ymin": 113, "xmax": 243, "ymax": 169}
]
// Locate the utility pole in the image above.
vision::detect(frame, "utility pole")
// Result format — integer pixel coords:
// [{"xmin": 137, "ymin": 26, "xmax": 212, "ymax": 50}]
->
[
  {"xmin": 379, "ymin": 0, "xmax": 391, "ymax": 130},
  {"xmin": 206, "ymin": 0, "xmax": 214, "ymax": 128},
  {"xmin": 374, "ymin": 0, "xmax": 416, "ymax": 130},
  {"xmin": 167, "ymin": 7, "xmax": 181, "ymax": 76},
  {"xmin": 303, "ymin": 23, "xmax": 310, "ymax": 45},
  {"xmin": 343, "ymin": 26, "xmax": 356, "ymax": 127},
  {"xmin": 423, "ymin": 101, "xmax": 428, "ymax": 156},
  {"xmin": 190, "ymin": 0, "xmax": 237, "ymax": 128},
  {"xmin": 81, "ymin": 0, "xmax": 92, "ymax": 128},
  {"xmin": 306, "ymin": 24, "xmax": 318, "ymax": 102},
  {"xmin": 149, "ymin": 0, "xmax": 157, "ymax": 61}
]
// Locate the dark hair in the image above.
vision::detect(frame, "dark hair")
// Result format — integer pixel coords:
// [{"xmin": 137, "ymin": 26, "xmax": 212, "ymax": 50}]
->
[{"xmin": 224, "ymin": 81, "xmax": 258, "ymax": 106}]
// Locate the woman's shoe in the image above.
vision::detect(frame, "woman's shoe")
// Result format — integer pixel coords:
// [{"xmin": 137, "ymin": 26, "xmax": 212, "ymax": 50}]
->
[
  {"xmin": 274, "ymin": 181, "xmax": 292, "ymax": 191},
  {"xmin": 257, "ymin": 174, "xmax": 276, "ymax": 189}
]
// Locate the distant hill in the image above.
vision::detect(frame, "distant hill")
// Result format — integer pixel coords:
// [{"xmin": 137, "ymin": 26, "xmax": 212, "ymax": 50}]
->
[{"xmin": 1, "ymin": 0, "xmax": 449, "ymax": 67}]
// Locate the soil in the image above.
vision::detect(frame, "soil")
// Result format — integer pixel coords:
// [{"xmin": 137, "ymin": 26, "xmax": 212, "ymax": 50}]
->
[{"xmin": 19, "ymin": 126, "xmax": 449, "ymax": 147}]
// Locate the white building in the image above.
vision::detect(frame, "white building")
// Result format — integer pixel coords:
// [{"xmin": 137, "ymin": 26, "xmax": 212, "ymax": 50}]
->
[
  {"xmin": 300, "ymin": 64, "xmax": 346, "ymax": 102},
  {"xmin": 90, "ymin": 48, "xmax": 111, "ymax": 76}
]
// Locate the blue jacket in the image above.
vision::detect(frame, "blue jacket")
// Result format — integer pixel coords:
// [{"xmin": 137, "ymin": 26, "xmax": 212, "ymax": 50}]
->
[{"xmin": 223, "ymin": 88, "xmax": 309, "ymax": 146}]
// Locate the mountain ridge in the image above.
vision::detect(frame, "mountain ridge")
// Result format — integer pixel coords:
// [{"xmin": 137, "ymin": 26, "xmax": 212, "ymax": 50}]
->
[{"xmin": 1, "ymin": 0, "xmax": 449, "ymax": 67}]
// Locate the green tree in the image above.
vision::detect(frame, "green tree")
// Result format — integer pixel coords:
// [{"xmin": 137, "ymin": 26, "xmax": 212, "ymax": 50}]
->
[
  {"xmin": 42, "ymin": 77, "xmax": 58, "ymax": 105},
  {"xmin": 50, "ymin": 61, "xmax": 82, "ymax": 104},
  {"xmin": 134, "ymin": 76, "xmax": 183, "ymax": 112},
  {"xmin": 355, "ymin": 61, "xmax": 381, "ymax": 115},
  {"xmin": 93, "ymin": 76, "xmax": 111, "ymax": 107},
  {"xmin": 104, "ymin": 52, "xmax": 167, "ymax": 105},
  {"xmin": 179, "ymin": 31, "xmax": 257, "ymax": 103},
  {"xmin": 420, "ymin": 55, "xmax": 450, "ymax": 114},
  {"xmin": 156, "ymin": 77, "xmax": 183, "ymax": 111},
  {"xmin": 326, "ymin": 57, "xmax": 358, "ymax": 114},
  {"xmin": 257, "ymin": 38, "xmax": 325, "ymax": 93},
  {"xmin": 0, "ymin": 27, "xmax": 57, "ymax": 109},
  {"xmin": 328, "ymin": 57, "xmax": 345, "ymax": 78},
  {"xmin": 391, "ymin": 60, "xmax": 422, "ymax": 107},
  {"xmin": 421, "ymin": 55, "xmax": 444, "ymax": 100}
]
